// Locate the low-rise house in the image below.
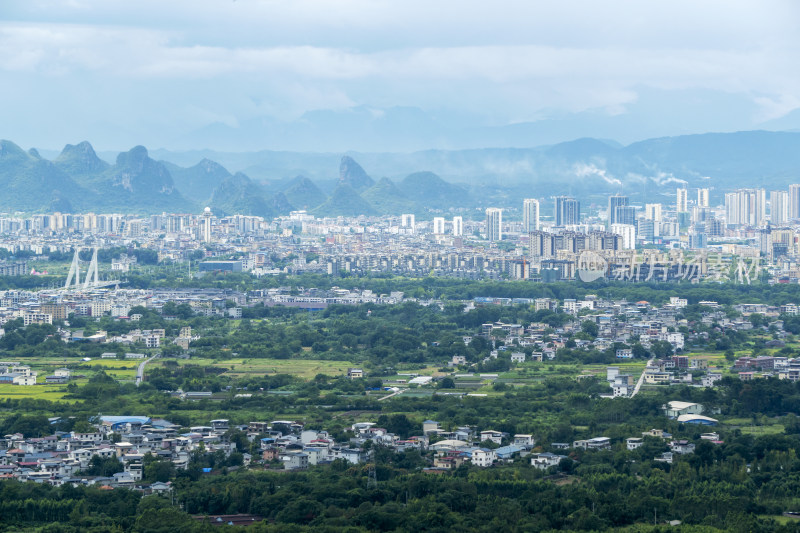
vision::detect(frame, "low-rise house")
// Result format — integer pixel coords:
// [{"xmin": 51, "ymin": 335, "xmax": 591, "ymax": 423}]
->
[
  {"xmin": 530, "ymin": 452, "xmax": 567, "ymax": 470},
  {"xmin": 494, "ymin": 445, "xmax": 524, "ymax": 461},
  {"xmin": 626, "ymin": 437, "xmax": 643, "ymax": 450},
  {"xmin": 654, "ymin": 452, "xmax": 673, "ymax": 464},
  {"xmin": 513, "ymin": 434, "xmax": 535, "ymax": 448},
  {"xmin": 479, "ymin": 430, "xmax": 503, "ymax": 445},
  {"xmin": 433, "ymin": 454, "xmax": 468, "ymax": 469},
  {"xmin": 670, "ymin": 440, "xmax": 696, "ymax": 454},
  {"xmin": 422, "ymin": 420, "xmax": 441, "ymax": 434},
  {"xmin": 471, "ymin": 448, "xmax": 496, "ymax": 467},
  {"xmin": 573, "ymin": 437, "xmax": 611, "ymax": 450},
  {"xmin": 281, "ymin": 452, "xmax": 309, "ymax": 470},
  {"xmin": 664, "ymin": 401, "xmax": 704, "ymax": 418},
  {"xmin": 642, "ymin": 429, "xmax": 672, "ymax": 439}
]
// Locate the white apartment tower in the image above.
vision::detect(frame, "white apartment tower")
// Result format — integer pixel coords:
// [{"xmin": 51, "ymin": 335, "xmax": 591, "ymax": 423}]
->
[
  {"xmin": 401, "ymin": 214, "xmax": 416, "ymax": 232},
  {"xmin": 771, "ymin": 190, "xmax": 789, "ymax": 225},
  {"xmin": 610, "ymin": 223, "xmax": 636, "ymax": 250},
  {"xmin": 789, "ymin": 184, "xmax": 800, "ymax": 220},
  {"xmin": 432, "ymin": 217, "xmax": 446, "ymax": 235},
  {"xmin": 485, "ymin": 208, "xmax": 503, "ymax": 242},
  {"xmin": 645, "ymin": 203, "xmax": 662, "ymax": 221},
  {"xmin": 452, "ymin": 216, "xmax": 463, "ymax": 237},
  {"xmin": 697, "ymin": 188, "xmax": 710, "ymax": 208},
  {"xmin": 522, "ymin": 199, "xmax": 540, "ymax": 232},
  {"xmin": 676, "ymin": 188, "xmax": 688, "ymax": 212},
  {"xmin": 202, "ymin": 207, "xmax": 213, "ymax": 243},
  {"xmin": 725, "ymin": 189, "xmax": 766, "ymax": 227}
]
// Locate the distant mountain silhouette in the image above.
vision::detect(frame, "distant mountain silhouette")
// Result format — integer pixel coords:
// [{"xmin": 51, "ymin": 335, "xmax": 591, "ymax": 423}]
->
[
  {"xmin": 312, "ymin": 184, "xmax": 377, "ymax": 217},
  {"xmin": 4, "ymin": 130, "xmax": 800, "ymax": 213},
  {"xmin": 282, "ymin": 175, "xmax": 328, "ymax": 210},
  {"xmin": 338, "ymin": 156, "xmax": 375, "ymax": 192}
]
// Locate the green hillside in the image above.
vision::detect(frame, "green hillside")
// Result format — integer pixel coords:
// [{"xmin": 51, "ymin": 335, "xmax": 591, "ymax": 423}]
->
[
  {"xmin": 312, "ymin": 183, "xmax": 377, "ymax": 217},
  {"xmin": 283, "ymin": 175, "xmax": 328, "ymax": 210},
  {"xmin": 398, "ymin": 171, "xmax": 472, "ymax": 209},
  {"xmin": 338, "ymin": 156, "xmax": 375, "ymax": 192},
  {"xmin": 210, "ymin": 172, "xmax": 273, "ymax": 218},
  {"xmin": 166, "ymin": 158, "xmax": 231, "ymax": 205},
  {"xmin": 362, "ymin": 177, "xmax": 417, "ymax": 214},
  {"xmin": 0, "ymin": 140, "xmax": 88, "ymax": 212}
]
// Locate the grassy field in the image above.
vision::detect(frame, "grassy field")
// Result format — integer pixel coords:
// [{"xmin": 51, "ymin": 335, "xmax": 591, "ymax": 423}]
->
[
  {"xmin": 723, "ymin": 417, "xmax": 786, "ymax": 435},
  {"xmin": 0, "ymin": 357, "xmax": 142, "ymax": 401},
  {"xmin": 153, "ymin": 357, "xmax": 357, "ymax": 379},
  {"xmin": 0, "ymin": 383, "xmax": 76, "ymax": 402}
]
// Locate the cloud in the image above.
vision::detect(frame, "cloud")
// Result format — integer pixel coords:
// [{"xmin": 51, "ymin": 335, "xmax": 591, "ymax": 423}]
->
[
  {"xmin": 627, "ymin": 171, "xmax": 689, "ymax": 186},
  {"xmin": 573, "ymin": 163, "xmax": 622, "ymax": 186},
  {"xmin": 1, "ymin": 1, "xmax": 798, "ymax": 150}
]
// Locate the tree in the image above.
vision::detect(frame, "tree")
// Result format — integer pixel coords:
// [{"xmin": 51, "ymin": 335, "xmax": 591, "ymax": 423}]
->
[
  {"xmin": 134, "ymin": 508, "xmax": 195, "ymax": 533},
  {"xmin": 650, "ymin": 340, "xmax": 674, "ymax": 359},
  {"xmin": 376, "ymin": 414, "xmax": 417, "ymax": 439},
  {"xmin": 580, "ymin": 320, "xmax": 598, "ymax": 339},
  {"xmin": 439, "ymin": 377, "xmax": 455, "ymax": 389}
]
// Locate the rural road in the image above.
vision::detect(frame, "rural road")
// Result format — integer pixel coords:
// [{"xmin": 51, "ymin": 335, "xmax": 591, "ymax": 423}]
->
[
  {"xmin": 377, "ymin": 389, "xmax": 403, "ymax": 401},
  {"xmin": 631, "ymin": 358, "xmax": 655, "ymax": 398},
  {"xmin": 136, "ymin": 355, "xmax": 158, "ymax": 386}
]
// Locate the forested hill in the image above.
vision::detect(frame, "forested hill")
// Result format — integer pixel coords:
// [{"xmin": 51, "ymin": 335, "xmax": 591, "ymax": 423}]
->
[{"xmin": 6, "ymin": 129, "xmax": 800, "ymax": 213}]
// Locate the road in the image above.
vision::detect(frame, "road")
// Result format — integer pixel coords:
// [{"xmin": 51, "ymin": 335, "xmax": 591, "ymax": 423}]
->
[
  {"xmin": 630, "ymin": 358, "xmax": 654, "ymax": 398},
  {"xmin": 136, "ymin": 355, "xmax": 158, "ymax": 386},
  {"xmin": 377, "ymin": 389, "xmax": 403, "ymax": 401}
]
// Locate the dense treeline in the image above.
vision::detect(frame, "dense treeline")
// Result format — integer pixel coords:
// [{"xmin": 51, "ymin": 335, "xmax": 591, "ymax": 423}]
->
[{"xmin": 6, "ymin": 445, "xmax": 800, "ymax": 532}]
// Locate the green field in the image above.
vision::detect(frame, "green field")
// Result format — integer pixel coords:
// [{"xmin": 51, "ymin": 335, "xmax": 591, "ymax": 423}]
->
[
  {"xmin": 723, "ymin": 417, "xmax": 786, "ymax": 435},
  {"xmin": 0, "ymin": 383, "xmax": 76, "ymax": 402},
  {"xmin": 153, "ymin": 357, "xmax": 357, "ymax": 379},
  {"xmin": 0, "ymin": 358, "xmax": 141, "ymax": 401}
]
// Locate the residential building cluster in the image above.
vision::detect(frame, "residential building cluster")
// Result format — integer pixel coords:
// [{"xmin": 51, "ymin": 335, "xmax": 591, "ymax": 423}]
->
[{"xmin": 5, "ymin": 187, "xmax": 800, "ymax": 284}]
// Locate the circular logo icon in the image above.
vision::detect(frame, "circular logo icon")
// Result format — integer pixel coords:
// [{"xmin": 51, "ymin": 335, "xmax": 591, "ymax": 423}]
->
[{"xmin": 577, "ymin": 251, "xmax": 608, "ymax": 282}]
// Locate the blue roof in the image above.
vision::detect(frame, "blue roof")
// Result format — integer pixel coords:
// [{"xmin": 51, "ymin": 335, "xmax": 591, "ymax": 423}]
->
[
  {"xmin": 495, "ymin": 445, "xmax": 524, "ymax": 458},
  {"xmin": 100, "ymin": 416, "xmax": 151, "ymax": 425}
]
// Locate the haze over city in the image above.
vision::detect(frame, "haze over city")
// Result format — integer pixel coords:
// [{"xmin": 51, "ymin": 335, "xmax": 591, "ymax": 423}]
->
[{"xmin": 2, "ymin": 0, "xmax": 800, "ymax": 152}]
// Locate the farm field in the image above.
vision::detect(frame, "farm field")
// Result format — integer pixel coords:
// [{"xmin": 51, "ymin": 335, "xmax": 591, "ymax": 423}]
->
[
  {"xmin": 0, "ymin": 383, "xmax": 75, "ymax": 402},
  {"xmin": 152, "ymin": 357, "xmax": 357, "ymax": 380},
  {"xmin": 0, "ymin": 358, "xmax": 142, "ymax": 401}
]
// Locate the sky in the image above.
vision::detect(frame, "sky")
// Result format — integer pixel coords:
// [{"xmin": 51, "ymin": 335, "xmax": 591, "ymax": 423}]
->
[{"xmin": 1, "ymin": 0, "xmax": 799, "ymax": 152}]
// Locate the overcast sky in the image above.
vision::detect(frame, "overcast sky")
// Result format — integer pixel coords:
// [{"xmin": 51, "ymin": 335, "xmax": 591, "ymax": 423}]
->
[{"xmin": 2, "ymin": 0, "xmax": 799, "ymax": 152}]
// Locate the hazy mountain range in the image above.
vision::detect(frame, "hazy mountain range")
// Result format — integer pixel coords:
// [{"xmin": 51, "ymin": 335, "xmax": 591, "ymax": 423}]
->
[{"xmin": 4, "ymin": 130, "xmax": 800, "ymax": 216}]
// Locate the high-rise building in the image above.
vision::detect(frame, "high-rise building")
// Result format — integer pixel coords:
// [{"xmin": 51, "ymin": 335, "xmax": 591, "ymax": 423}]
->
[
  {"xmin": 615, "ymin": 205, "xmax": 636, "ymax": 226},
  {"xmin": 485, "ymin": 208, "xmax": 503, "ymax": 241},
  {"xmin": 522, "ymin": 199, "xmax": 540, "ymax": 232},
  {"xmin": 554, "ymin": 196, "xmax": 580, "ymax": 226},
  {"xmin": 645, "ymin": 203, "xmax": 662, "ymax": 221},
  {"xmin": 697, "ymin": 188, "xmax": 710, "ymax": 208},
  {"xmin": 432, "ymin": 217, "xmax": 445, "ymax": 235},
  {"xmin": 608, "ymin": 195, "xmax": 629, "ymax": 226},
  {"xmin": 452, "ymin": 216, "xmax": 463, "ymax": 237},
  {"xmin": 789, "ymin": 184, "xmax": 800, "ymax": 220},
  {"xmin": 202, "ymin": 207, "xmax": 213, "ymax": 243},
  {"xmin": 401, "ymin": 214, "xmax": 416, "ymax": 231},
  {"xmin": 637, "ymin": 218, "xmax": 659, "ymax": 240},
  {"xmin": 689, "ymin": 226, "xmax": 707, "ymax": 249},
  {"xmin": 529, "ymin": 231, "xmax": 555, "ymax": 260},
  {"xmin": 771, "ymin": 190, "xmax": 789, "ymax": 225},
  {"xmin": 610, "ymin": 223, "xmax": 636, "ymax": 250},
  {"xmin": 676, "ymin": 188, "xmax": 688, "ymax": 212},
  {"xmin": 725, "ymin": 189, "xmax": 766, "ymax": 226}
]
